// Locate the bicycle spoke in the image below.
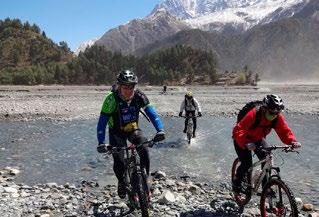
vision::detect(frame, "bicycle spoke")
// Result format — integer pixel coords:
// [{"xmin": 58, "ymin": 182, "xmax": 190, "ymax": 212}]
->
[{"xmin": 260, "ymin": 179, "xmax": 298, "ymax": 217}]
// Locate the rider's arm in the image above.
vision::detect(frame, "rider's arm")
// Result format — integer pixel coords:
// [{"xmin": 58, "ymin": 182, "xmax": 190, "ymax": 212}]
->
[
  {"xmin": 232, "ymin": 108, "xmax": 257, "ymax": 149},
  {"xmin": 96, "ymin": 92, "xmax": 116, "ymax": 144},
  {"xmin": 273, "ymin": 114, "xmax": 297, "ymax": 145},
  {"xmin": 144, "ymin": 104, "xmax": 164, "ymax": 132},
  {"xmin": 135, "ymin": 89, "xmax": 164, "ymax": 132},
  {"xmin": 193, "ymin": 98, "xmax": 202, "ymax": 113},
  {"xmin": 179, "ymin": 100, "xmax": 185, "ymax": 113},
  {"xmin": 97, "ymin": 113, "xmax": 109, "ymax": 144}
]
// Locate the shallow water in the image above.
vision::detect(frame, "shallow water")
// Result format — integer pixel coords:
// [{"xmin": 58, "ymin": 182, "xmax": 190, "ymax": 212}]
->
[{"xmin": 0, "ymin": 115, "xmax": 318, "ymax": 205}]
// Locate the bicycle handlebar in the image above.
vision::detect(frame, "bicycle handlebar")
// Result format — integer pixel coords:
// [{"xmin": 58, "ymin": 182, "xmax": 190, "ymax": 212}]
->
[
  {"xmin": 98, "ymin": 139, "xmax": 156, "ymax": 154},
  {"xmin": 260, "ymin": 145, "xmax": 299, "ymax": 153},
  {"xmin": 180, "ymin": 115, "xmax": 200, "ymax": 118}
]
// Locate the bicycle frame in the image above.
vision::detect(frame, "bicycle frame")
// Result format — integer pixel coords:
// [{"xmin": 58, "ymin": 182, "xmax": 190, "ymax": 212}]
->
[
  {"xmin": 124, "ymin": 144, "xmax": 141, "ymax": 193},
  {"xmin": 247, "ymin": 153, "xmax": 274, "ymax": 194},
  {"xmin": 232, "ymin": 145, "xmax": 299, "ymax": 215},
  {"xmin": 239, "ymin": 145, "xmax": 296, "ymax": 196}
]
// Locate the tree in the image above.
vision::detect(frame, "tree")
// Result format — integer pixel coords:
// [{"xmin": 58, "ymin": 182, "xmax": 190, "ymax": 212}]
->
[
  {"xmin": 31, "ymin": 24, "xmax": 40, "ymax": 33},
  {"xmin": 59, "ymin": 41, "xmax": 70, "ymax": 52},
  {"xmin": 254, "ymin": 73, "xmax": 260, "ymax": 86}
]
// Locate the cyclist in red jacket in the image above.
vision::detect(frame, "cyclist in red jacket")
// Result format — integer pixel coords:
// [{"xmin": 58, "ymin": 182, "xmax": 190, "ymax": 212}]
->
[{"xmin": 232, "ymin": 94, "xmax": 301, "ymax": 193}]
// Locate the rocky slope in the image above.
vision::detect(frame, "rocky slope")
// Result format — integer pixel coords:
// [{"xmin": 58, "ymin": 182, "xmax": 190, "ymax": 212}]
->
[{"xmin": 95, "ymin": 9, "xmax": 189, "ymax": 55}]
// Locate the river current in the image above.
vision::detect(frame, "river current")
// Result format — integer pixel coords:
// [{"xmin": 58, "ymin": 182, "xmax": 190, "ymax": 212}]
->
[{"xmin": 0, "ymin": 115, "xmax": 318, "ymax": 205}]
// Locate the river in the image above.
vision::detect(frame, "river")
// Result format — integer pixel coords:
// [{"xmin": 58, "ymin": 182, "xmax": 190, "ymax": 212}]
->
[{"xmin": 0, "ymin": 115, "xmax": 318, "ymax": 205}]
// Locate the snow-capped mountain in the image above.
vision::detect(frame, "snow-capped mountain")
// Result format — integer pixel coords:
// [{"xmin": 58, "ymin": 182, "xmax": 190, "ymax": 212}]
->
[
  {"xmin": 95, "ymin": 9, "xmax": 189, "ymax": 55},
  {"xmin": 74, "ymin": 38, "xmax": 99, "ymax": 55},
  {"xmin": 152, "ymin": 0, "xmax": 309, "ymax": 32},
  {"xmin": 78, "ymin": 0, "xmax": 311, "ymax": 54}
]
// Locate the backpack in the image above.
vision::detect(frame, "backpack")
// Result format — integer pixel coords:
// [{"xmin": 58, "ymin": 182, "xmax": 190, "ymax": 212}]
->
[
  {"xmin": 237, "ymin": 100, "xmax": 277, "ymax": 129},
  {"xmin": 185, "ymin": 97, "xmax": 196, "ymax": 108}
]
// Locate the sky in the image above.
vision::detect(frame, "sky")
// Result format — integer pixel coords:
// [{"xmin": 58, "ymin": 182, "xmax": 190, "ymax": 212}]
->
[{"xmin": 0, "ymin": 0, "xmax": 163, "ymax": 51}]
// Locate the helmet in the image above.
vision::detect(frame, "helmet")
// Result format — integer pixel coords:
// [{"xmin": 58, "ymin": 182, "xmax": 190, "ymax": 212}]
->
[
  {"xmin": 263, "ymin": 94, "xmax": 284, "ymax": 112},
  {"xmin": 117, "ymin": 70, "xmax": 138, "ymax": 85},
  {"xmin": 185, "ymin": 91, "xmax": 193, "ymax": 98}
]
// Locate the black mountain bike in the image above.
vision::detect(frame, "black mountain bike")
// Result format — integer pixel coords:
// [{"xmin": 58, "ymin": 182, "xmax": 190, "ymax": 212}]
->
[
  {"xmin": 231, "ymin": 145, "xmax": 299, "ymax": 217},
  {"xmin": 181, "ymin": 114, "xmax": 198, "ymax": 144},
  {"xmin": 99, "ymin": 136, "xmax": 160, "ymax": 217}
]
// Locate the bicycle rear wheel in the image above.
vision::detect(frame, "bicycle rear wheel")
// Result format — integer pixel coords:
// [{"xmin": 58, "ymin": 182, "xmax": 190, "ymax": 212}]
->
[
  {"xmin": 260, "ymin": 178, "xmax": 298, "ymax": 217},
  {"xmin": 132, "ymin": 171, "xmax": 150, "ymax": 217},
  {"xmin": 231, "ymin": 158, "xmax": 252, "ymax": 206}
]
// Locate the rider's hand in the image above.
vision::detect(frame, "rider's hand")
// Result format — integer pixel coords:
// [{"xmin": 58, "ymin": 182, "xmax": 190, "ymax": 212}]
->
[
  {"xmin": 198, "ymin": 112, "xmax": 202, "ymax": 117},
  {"xmin": 290, "ymin": 141, "xmax": 301, "ymax": 149},
  {"xmin": 154, "ymin": 131, "xmax": 165, "ymax": 142},
  {"xmin": 97, "ymin": 144, "xmax": 109, "ymax": 153},
  {"xmin": 246, "ymin": 142, "xmax": 256, "ymax": 151},
  {"xmin": 178, "ymin": 112, "xmax": 182, "ymax": 117}
]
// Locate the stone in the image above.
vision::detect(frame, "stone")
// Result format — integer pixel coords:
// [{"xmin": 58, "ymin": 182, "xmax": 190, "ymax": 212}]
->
[
  {"xmin": 303, "ymin": 203, "xmax": 314, "ymax": 211},
  {"xmin": 4, "ymin": 186, "xmax": 18, "ymax": 193},
  {"xmin": 158, "ymin": 190, "xmax": 176, "ymax": 204}
]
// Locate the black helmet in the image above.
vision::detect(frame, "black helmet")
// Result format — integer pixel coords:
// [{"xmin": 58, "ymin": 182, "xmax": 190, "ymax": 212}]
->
[
  {"xmin": 263, "ymin": 94, "xmax": 284, "ymax": 112},
  {"xmin": 117, "ymin": 70, "xmax": 138, "ymax": 85}
]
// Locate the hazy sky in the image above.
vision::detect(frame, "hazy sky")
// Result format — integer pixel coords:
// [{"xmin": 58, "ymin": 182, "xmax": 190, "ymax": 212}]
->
[{"xmin": 0, "ymin": 0, "xmax": 162, "ymax": 51}]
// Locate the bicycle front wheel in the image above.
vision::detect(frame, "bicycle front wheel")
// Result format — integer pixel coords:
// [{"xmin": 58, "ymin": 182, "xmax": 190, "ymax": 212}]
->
[
  {"xmin": 187, "ymin": 132, "xmax": 192, "ymax": 144},
  {"xmin": 132, "ymin": 171, "xmax": 150, "ymax": 217},
  {"xmin": 260, "ymin": 178, "xmax": 298, "ymax": 217}
]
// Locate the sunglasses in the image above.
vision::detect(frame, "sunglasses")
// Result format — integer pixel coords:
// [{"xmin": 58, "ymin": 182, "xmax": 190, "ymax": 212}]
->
[
  {"xmin": 121, "ymin": 85, "xmax": 135, "ymax": 90},
  {"xmin": 267, "ymin": 109, "xmax": 280, "ymax": 115}
]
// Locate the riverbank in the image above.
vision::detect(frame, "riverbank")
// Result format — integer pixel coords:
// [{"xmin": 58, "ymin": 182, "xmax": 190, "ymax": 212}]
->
[
  {"xmin": 1, "ymin": 170, "xmax": 317, "ymax": 217},
  {"xmin": 0, "ymin": 84, "xmax": 318, "ymax": 121}
]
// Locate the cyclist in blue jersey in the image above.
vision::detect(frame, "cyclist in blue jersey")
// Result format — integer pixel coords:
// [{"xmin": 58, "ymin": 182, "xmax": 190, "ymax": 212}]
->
[{"xmin": 96, "ymin": 69, "xmax": 165, "ymax": 199}]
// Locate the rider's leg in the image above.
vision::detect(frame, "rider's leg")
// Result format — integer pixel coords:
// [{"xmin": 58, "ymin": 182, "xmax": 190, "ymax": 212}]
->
[
  {"xmin": 184, "ymin": 112, "xmax": 189, "ymax": 133},
  {"xmin": 110, "ymin": 133, "xmax": 127, "ymax": 198},
  {"xmin": 255, "ymin": 139, "xmax": 268, "ymax": 188},
  {"xmin": 128, "ymin": 129, "xmax": 149, "ymax": 174},
  {"xmin": 234, "ymin": 140, "xmax": 253, "ymax": 192},
  {"xmin": 192, "ymin": 114, "xmax": 197, "ymax": 137}
]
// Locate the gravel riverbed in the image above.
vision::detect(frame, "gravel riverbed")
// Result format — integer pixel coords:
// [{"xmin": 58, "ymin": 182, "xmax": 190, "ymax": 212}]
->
[{"xmin": 0, "ymin": 84, "xmax": 318, "ymax": 216}]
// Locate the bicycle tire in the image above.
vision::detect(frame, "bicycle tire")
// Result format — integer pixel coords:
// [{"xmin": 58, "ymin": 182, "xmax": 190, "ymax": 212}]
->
[
  {"xmin": 186, "ymin": 120, "xmax": 193, "ymax": 144},
  {"xmin": 260, "ymin": 178, "xmax": 298, "ymax": 217},
  {"xmin": 231, "ymin": 158, "xmax": 252, "ymax": 206},
  {"xmin": 187, "ymin": 132, "xmax": 192, "ymax": 144},
  {"xmin": 132, "ymin": 170, "xmax": 149, "ymax": 217}
]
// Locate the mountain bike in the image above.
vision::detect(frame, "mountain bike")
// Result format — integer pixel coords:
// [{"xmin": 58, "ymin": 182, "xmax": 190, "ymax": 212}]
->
[
  {"xmin": 181, "ymin": 114, "xmax": 198, "ymax": 144},
  {"xmin": 231, "ymin": 145, "xmax": 299, "ymax": 217},
  {"xmin": 99, "ymin": 136, "xmax": 160, "ymax": 217}
]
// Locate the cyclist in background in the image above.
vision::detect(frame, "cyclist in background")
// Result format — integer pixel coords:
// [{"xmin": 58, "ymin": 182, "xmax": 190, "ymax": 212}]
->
[
  {"xmin": 97, "ymin": 69, "xmax": 165, "ymax": 199},
  {"xmin": 232, "ymin": 94, "xmax": 301, "ymax": 194},
  {"xmin": 179, "ymin": 91, "xmax": 202, "ymax": 138}
]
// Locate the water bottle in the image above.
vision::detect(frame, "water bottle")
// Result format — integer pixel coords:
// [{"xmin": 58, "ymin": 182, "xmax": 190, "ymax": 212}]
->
[{"xmin": 252, "ymin": 168, "xmax": 261, "ymax": 187}]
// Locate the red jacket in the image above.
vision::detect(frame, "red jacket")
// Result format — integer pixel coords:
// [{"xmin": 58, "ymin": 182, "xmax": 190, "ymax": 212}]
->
[{"xmin": 233, "ymin": 107, "xmax": 297, "ymax": 149}]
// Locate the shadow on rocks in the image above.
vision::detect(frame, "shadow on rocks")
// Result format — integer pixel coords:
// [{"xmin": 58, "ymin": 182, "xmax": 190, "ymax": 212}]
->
[
  {"xmin": 180, "ymin": 208, "xmax": 239, "ymax": 217},
  {"xmin": 92, "ymin": 204, "xmax": 136, "ymax": 217}
]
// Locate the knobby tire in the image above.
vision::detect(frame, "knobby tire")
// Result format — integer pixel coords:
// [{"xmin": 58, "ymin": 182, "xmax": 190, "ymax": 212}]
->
[
  {"xmin": 260, "ymin": 178, "xmax": 298, "ymax": 217},
  {"xmin": 231, "ymin": 158, "xmax": 252, "ymax": 206},
  {"xmin": 133, "ymin": 170, "xmax": 149, "ymax": 217}
]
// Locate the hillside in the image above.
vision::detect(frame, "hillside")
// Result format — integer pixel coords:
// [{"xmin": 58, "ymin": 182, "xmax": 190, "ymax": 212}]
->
[
  {"xmin": 0, "ymin": 18, "xmax": 73, "ymax": 84},
  {"xmin": 0, "ymin": 18, "xmax": 72, "ymax": 69}
]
